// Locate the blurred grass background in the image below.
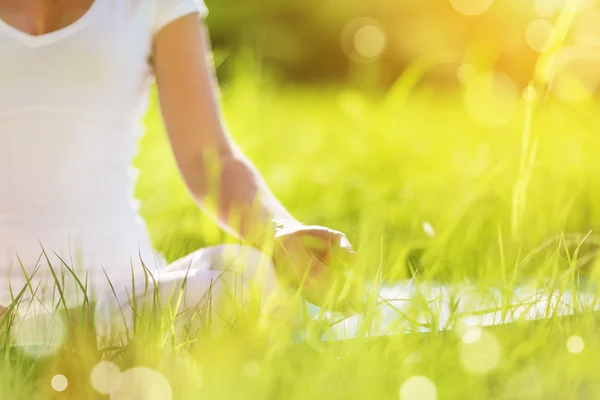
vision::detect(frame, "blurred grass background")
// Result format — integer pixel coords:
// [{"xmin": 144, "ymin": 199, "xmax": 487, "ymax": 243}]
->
[{"xmin": 135, "ymin": 0, "xmax": 600, "ymax": 286}]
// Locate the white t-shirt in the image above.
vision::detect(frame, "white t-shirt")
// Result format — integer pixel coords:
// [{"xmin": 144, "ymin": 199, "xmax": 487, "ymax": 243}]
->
[{"xmin": 0, "ymin": 0, "xmax": 208, "ymax": 304}]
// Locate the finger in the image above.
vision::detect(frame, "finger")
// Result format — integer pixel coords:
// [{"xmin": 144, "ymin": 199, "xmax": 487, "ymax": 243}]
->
[
  {"xmin": 325, "ymin": 233, "xmax": 356, "ymax": 265},
  {"xmin": 338, "ymin": 234, "xmax": 355, "ymax": 253}
]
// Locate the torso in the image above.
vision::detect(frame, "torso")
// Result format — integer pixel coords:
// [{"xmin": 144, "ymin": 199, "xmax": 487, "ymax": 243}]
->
[
  {"xmin": 0, "ymin": 0, "xmax": 95, "ymax": 36},
  {"xmin": 0, "ymin": 0, "xmax": 161, "ymax": 305}
]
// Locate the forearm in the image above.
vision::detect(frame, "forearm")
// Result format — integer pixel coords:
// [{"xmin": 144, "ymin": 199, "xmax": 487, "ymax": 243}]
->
[{"xmin": 182, "ymin": 150, "xmax": 301, "ymax": 249}]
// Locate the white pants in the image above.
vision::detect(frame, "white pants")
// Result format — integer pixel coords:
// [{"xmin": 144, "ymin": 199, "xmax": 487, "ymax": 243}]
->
[
  {"xmin": 95, "ymin": 244, "xmax": 298, "ymax": 339},
  {"xmin": 9, "ymin": 244, "xmax": 300, "ymax": 350}
]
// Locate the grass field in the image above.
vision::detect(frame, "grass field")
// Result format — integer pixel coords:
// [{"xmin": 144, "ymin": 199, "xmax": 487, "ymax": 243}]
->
[{"xmin": 4, "ymin": 52, "xmax": 600, "ymax": 398}]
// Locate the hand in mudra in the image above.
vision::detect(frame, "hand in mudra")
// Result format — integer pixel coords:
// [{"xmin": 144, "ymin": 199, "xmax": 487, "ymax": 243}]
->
[{"xmin": 271, "ymin": 224, "xmax": 362, "ymax": 312}]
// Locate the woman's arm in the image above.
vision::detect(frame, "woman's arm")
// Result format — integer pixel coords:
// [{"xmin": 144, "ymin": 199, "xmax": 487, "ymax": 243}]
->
[
  {"xmin": 152, "ymin": 14, "xmax": 300, "ymax": 248},
  {"xmin": 152, "ymin": 13, "xmax": 359, "ymax": 310}
]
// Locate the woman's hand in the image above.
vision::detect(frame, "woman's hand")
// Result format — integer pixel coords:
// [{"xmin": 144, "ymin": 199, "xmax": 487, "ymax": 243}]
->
[{"xmin": 271, "ymin": 224, "xmax": 362, "ymax": 312}]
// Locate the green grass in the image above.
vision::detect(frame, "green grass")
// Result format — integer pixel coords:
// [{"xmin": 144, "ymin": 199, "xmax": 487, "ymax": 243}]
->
[{"xmin": 4, "ymin": 57, "xmax": 600, "ymax": 398}]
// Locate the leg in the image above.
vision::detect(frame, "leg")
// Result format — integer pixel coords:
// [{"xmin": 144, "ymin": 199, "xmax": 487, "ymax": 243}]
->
[{"xmin": 94, "ymin": 244, "xmax": 300, "ymax": 343}]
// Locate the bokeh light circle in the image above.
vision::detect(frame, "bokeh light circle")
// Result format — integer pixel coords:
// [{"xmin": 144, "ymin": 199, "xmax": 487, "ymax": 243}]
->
[
  {"xmin": 399, "ymin": 376, "xmax": 437, "ymax": 400},
  {"xmin": 109, "ymin": 367, "xmax": 172, "ymax": 400},
  {"xmin": 12, "ymin": 301, "xmax": 66, "ymax": 358},
  {"xmin": 526, "ymin": 19, "xmax": 556, "ymax": 52},
  {"xmin": 341, "ymin": 18, "xmax": 387, "ymax": 63},
  {"xmin": 51, "ymin": 374, "xmax": 68, "ymax": 392},
  {"xmin": 460, "ymin": 330, "xmax": 501, "ymax": 374},
  {"xmin": 91, "ymin": 360, "xmax": 123, "ymax": 395},
  {"xmin": 449, "ymin": 0, "xmax": 494, "ymax": 16},
  {"xmin": 462, "ymin": 326, "xmax": 482, "ymax": 344},
  {"xmin": 354, "ymin": 25, "xmax": 386, "ymax": 60},
  {"xmin": 464, "ymin": 72, "xmax": 519, "ymax": 127},
  {"xmin": 566, "ymin": 335, "xmax": 585, "ymax": 354}
]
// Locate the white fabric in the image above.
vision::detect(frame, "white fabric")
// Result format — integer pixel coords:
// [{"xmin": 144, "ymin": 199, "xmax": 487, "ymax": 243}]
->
[
  {"xmin": 93, "ymin": 244, "xmax": 297, "ymax": 341},
  {"xmin": 8, "ymin": 245, "xmax": 297, "ymax": 348},
  {"xmin": 0, "ymin": 0, "xmax": 208, "ymax": 305}
]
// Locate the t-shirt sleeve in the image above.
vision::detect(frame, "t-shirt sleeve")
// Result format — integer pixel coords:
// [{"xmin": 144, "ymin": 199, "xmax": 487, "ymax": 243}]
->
[{"xmin": 152, "ymin": 0, "xmax": 208, "ymax": 35}]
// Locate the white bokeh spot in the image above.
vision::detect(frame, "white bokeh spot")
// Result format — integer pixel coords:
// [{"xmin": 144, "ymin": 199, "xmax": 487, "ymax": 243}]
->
[
  {"xmin": 51, "ymin": 374, "xmax": 68, "ymax": 392},
  {"xmin": 566, "ymin": 335, "xmax": 585, "ymax": 354},
  {"xmin": 354, "ymin": 24, "xmax": 386, "ymax": 60},
  {"xmin": 400, "ymin": 376, "xmax": 437, "ymax": 400},
  {"xmin": 462, "ymin": 326, "xmax": 482, "ymax": 344},
  {"xmin": 460, "ymin": 330, "xmax": 501, "ymax": 374},
  {"xmin": 109, "ymin": 367, "xmax": 172, "ymax": 400},
  {"xmin": 449, "ymin": 0, "xmax": 494, "ymax": 16},
  {"xmin": 91, "ymin": 360, "xmax": 123, "ymax": 395},
  {"xmin": 526, "ymin": 19, "xmax": 556, "ymax": 52},
  {"xmin": 341, "ymin": 18, "xmax": 387, "ymax": 63},
  {"xmin": 422, "ymin": 222, "xmax": 436, "ymax": 238}
]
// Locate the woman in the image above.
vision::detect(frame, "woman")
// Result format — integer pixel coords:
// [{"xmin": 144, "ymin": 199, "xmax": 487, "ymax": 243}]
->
[{"xmin": 0, "ymin": 0, "xmax": 357, "ymax": 338}]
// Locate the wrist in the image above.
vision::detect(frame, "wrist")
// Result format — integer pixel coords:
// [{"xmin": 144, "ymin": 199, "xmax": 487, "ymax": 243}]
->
[{"xmin": 244, "ymin": 217, "xmax": 301, "ymax": 252}]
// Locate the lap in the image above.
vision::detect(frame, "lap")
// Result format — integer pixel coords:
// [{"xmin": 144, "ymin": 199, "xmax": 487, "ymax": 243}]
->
[
  {"xmin": 93, "ymin": 244, "xmax": 294, "ymax": 337},
  {"xmin": 0, "ymin": 244, "xmax": 298, "ymax": 351}
]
